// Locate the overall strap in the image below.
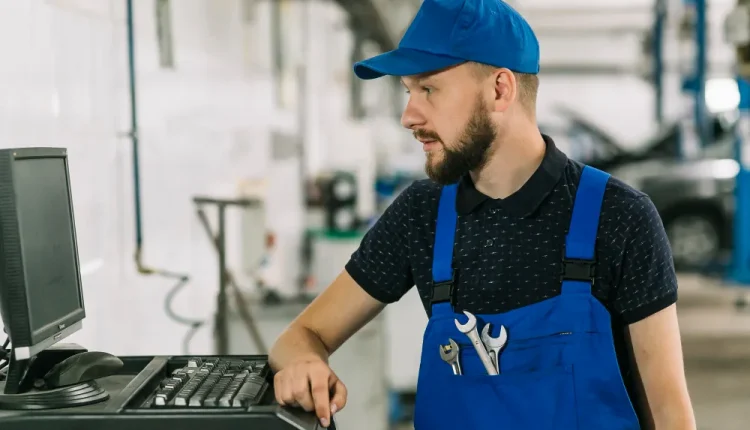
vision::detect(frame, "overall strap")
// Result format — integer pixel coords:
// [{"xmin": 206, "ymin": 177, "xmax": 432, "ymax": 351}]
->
[
  {"xmin": 561, "ymin": 166, "xmax": 610, "ymax": 295},
  {"xmin": 431, "ymin": 184, "xmax": 459, "ymax": 315}
]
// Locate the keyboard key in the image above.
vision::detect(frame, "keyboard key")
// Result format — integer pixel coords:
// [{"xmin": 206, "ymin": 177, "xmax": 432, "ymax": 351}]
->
[
  {"xmin": 153, "ymin": 387, "xmax": 177, "ymax": 406},
  {"xmin": 204, "ymin": 374, "xmax": 234, "ymax": 407},
  {"xmin": 252, "ymin": 361, "xmax": 267, "ymax": 374},
  {"xmin": 174, "ymin": 373, "xmax": 206, "ymax": 406},
  {"xmin": 189, "ymin": 373, "xmax": 221, "ymax": 407},
  {"xmin": 231, "ymin": 375, "xmax": 266, "ymax": 407},
  {"xmin": 219, "ymin": 371, "xmax": 248, "ymax": 407},
  {"xmin": 148, "ymin": 358, "xmax": 269, "ymax": 410}
]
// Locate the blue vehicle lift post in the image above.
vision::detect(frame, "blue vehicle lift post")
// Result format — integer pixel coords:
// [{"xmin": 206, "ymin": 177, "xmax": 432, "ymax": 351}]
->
[
  {"xmin": 726, "ymin": 1, "xmax": 750, "ymax": 286},
  {"xmin": 731, "ymin": 80, "xmax": 750, "ymax": 285},
  {"xmin": 679, "ymin": 0, "xmax": 709, "ymax": 158},
  {"xmin": 653, "ymin": 0, "xmax": 666, "ymax": 124}
]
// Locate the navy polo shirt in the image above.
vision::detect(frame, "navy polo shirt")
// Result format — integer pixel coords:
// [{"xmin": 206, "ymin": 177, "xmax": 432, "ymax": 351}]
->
[{"xmin": 345, "ymin": 134, "xmax": 678, "ymax": 404}]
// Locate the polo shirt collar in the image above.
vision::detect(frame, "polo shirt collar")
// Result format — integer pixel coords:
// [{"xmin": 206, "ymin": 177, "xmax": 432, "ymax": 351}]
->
[{"xmin": 456, "ymin": 134, "xmax": 568, "ymax": 217}]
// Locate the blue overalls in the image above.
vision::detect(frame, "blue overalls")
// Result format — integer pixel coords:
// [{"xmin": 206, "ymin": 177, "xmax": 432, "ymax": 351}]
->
[{"xmin": 413, "ymin": 166, "xmax": 641, "ymax": 429}]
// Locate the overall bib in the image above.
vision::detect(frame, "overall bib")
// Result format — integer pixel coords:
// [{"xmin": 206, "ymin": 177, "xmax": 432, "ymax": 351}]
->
[{"xmin": 413, "ymin": 166, "xmax": 641, "ymax": 430}]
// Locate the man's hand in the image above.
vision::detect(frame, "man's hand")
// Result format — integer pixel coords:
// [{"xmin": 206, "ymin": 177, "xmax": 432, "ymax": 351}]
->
[
  {"xmin": 268, "ymin": 270, "xmax": 386, "ymax": 426},
  {"xmin": 273, "ymin": 357, "xmax": 348, "ymax": 428}
]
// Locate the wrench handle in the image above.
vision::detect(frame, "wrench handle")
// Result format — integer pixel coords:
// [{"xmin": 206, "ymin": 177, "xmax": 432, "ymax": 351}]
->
[
  {"xmin": 469, "ymin": 335, "xmax": 498, "ymax": 375},
  {"xmin": 490, "ymin": 349, "xmax": 500, "ymax": 373}
]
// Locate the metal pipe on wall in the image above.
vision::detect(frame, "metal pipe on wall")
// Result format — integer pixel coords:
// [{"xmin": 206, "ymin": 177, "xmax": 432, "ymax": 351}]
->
[
  {"xmin": 694, "ymin": 0, "xmax": 709, "ymax": 147},
  {"xmin": 653, "ymin": 0, "xmax": 666, "ymax": 124},
  {"xmin": 125, "ymin": 0, "xmax": 145, "ymax": 266},
  {"xmin": 271, "ymin": 0, "xmax": 284, "ymax": 108},
  {"xmin": 126, "ymin": 0, "xmax": 184, "ymax": 277},
  {"xmin": 124, "ymin": 0, "xmax": 197, "ymax": 353},
  {"xmin": 676, "ymin": 0, "xmax": 709, "ymax": 158},
  {"xmin": 155, "ymin": 0, "xmax": 174, "ymax": 68}
]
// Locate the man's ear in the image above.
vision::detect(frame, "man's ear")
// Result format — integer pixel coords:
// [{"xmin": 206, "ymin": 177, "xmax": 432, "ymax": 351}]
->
[{"xmin": 492, "ymin": 68, "xmax": 516, "ymax": 112}]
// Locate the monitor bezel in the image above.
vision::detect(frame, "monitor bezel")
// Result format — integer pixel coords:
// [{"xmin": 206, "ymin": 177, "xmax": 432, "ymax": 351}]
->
[{"xmin": 0, "ymin": 147, "xmax": 86, "ymax": 360}]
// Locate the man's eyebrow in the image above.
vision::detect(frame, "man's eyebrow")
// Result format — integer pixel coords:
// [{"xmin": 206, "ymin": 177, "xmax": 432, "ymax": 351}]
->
[{"xmin": 400, "ymin": 75, "xmax": 433, "ymax": 87}]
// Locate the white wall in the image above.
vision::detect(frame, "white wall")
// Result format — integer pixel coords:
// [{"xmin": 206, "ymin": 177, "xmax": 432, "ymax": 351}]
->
[{"xmin": 0, "ymin": 0, "xmax": 286, "ymax": 356}]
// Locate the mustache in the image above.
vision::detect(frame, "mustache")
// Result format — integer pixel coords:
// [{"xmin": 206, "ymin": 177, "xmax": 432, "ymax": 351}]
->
[{"xmin": 413, "ymin": 129, "xmax": 441, "ymax": 142}]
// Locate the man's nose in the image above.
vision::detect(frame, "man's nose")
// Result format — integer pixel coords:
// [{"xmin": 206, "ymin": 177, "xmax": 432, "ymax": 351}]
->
[{"xmin": 401, "ymin": 98, "xmax": 426, "ymax": 130}]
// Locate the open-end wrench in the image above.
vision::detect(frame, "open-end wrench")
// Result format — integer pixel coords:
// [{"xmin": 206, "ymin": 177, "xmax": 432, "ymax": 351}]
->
[
  {"xmin": 481, "ymin": 323, "xmax": 508, "ymax": 373},
  {"xmin": 439, "ymin": 338, "xmax": 462, "ymax": 375},
  {"xmin": 454, "ymin": 311, "xmax": 498, "ymax": 375}
]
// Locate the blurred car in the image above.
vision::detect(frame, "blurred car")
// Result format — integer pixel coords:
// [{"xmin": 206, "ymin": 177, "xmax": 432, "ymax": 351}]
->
[
  {"xmin": 540, "ymin": 106, "xmax": 739, "ymax": 269},
  {"xmin": 610, "ymin": 158, "xmax": 738, "ymax": 269}
]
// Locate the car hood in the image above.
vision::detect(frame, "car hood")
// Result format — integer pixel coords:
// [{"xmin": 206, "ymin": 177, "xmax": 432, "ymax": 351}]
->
[{"xmin": 610, "ymin": 158, "xmax": 739, "ymax": 190}]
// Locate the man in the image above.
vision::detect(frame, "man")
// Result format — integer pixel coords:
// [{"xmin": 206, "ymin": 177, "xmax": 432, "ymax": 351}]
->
[{"xmin": 269, "ymin": 0, "xmax": 696, "ymax": 428}]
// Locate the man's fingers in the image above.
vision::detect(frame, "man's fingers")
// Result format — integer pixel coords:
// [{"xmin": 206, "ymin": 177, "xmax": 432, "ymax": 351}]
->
[
  {"xmin": 273, "ymin": 361, "xmax": 345, "ymax": 429},
  {"xmin": 292, "ymin": 377, "xmax": 315, "ymax": 411},
  {"xmin": 310, "ymin": 374, "xmax": 332, "ymax": 426},
  {"xmin": 274, "ymin": 373, "xmax": 292, "ymax": 406},
  {"xmin": 329, "ymin": 379, "xmax": 348, "ymax": 413}
]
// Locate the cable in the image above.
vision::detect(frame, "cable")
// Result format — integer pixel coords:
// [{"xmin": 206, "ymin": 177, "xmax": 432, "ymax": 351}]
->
[
  {"xmin": 0, "ymin": 336, "xmax": 10, "ymax": 373},
  {"xmin": 160, "ymin": 271, "xmax": 204, "ymax": 356},
  {"xmin": 0, "ymin": 336, "xmax": 8, "ymax": 360}
]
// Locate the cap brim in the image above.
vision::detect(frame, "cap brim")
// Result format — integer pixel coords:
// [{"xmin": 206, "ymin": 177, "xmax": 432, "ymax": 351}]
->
[{"xmin": 353, "ymin": 48, "xmax": 465, "ymax": 80}]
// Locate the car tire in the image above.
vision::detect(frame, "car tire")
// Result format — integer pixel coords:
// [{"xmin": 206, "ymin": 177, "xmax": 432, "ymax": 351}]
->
[{"xmin": 664, "ymin": 212, "xmax": 722, "ymax": 269}]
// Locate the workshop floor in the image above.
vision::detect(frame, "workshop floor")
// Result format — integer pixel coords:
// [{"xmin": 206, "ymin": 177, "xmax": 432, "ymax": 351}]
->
[{"xmin": 393, "ymin": 273, "xmax": 750, "ymax": 430}]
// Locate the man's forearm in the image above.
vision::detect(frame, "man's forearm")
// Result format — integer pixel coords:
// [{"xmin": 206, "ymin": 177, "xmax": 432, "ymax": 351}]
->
[
  {"xmin": 268, "ymin": 325, "xmax": 331, "ymax": 372},
  {"xmin": 653, "ymin": 404, "xmax": 696, "ymax": 430}
]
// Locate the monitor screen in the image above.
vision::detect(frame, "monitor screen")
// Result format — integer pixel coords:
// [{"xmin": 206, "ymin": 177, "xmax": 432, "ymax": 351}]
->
[{"xmin": 13, "ymin": 157, "xmax": 84, "ymax": 337}]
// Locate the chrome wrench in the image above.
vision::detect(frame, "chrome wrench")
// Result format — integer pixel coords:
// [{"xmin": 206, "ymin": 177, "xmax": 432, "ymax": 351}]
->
[
  {"xmin": 439, "ymin": 338, "xmax": 462, "ymax": 375},
  {"xmin": 481, "ymin": 323, "xmax": 508, "ymax": 373},
  {"xmin": 454, "ymin": 311, "xmax": 498, "ymax": 375}
]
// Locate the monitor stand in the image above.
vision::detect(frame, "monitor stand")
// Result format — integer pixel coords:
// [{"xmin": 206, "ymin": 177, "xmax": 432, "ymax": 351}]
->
[{"xmin": 0, "ymin": 344, "xmax": 109, "ymax": 410}]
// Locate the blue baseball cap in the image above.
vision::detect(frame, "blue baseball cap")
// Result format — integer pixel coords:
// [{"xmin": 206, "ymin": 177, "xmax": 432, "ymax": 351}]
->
[{"xmin": 353, "ymin": 0, "xmax": 539, "ymax": 80}]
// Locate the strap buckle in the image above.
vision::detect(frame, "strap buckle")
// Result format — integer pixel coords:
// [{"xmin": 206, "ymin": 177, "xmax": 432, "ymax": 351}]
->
[
  {"xmin": 560, "ymin": 245, "xmax": 596, "ymax": 284},
  {"xmin": 431, "ymin": 279, "xmax": 455, "ymax": 305},
  {"xmin": 561, "ymin": 258, "xmax": 596, "ymax": 283}
]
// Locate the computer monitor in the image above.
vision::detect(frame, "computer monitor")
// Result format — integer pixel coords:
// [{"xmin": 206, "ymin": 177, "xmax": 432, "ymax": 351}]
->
[{"xmin": 0, "ymin": 147, "xmax": 86, "ymax": 393}]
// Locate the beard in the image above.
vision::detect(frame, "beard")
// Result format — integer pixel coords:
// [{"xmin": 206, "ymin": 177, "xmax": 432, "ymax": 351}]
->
[{"xmin": 419, "ymin": 96, "xmax": 497, "ymax": 185}]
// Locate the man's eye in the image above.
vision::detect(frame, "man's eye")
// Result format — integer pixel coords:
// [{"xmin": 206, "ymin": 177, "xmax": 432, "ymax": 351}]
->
[{"xmin": 422, "ymin": 87, "xmax": 433, "ymax": 94}]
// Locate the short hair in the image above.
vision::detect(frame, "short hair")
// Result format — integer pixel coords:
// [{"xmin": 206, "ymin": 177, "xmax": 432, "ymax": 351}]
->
[{"xmin": 470, "ymin": 62, "xmax": 539, "ymax": 112}]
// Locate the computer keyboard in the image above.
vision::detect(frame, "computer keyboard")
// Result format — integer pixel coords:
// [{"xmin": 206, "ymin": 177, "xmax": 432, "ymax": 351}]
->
[
  {"xmin": 1, "ymin": 354, "xmax": 332, "ymax": 429},
  {"xmin": 141, "ymin": 357, "xmax": 270, "ymax": 409}
]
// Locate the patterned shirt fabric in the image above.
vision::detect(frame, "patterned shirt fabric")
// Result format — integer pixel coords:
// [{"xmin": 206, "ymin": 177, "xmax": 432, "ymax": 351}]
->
[{"xmin": 345, "ymin": 134, "xmax": 678, "ymax": 405}]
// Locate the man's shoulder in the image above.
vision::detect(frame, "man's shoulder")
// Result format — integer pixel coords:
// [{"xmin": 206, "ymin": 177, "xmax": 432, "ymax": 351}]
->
[
  {"xmin": 396, "ymin": 178, "xmax": 443, "ymax": 212},
  {"xmin": 603, "ymin": 173, "xmax": 650, "ymax": 212},
  {"xmin": 566, "ymin": 159, "xmax": 650, "ymax": 213},
  {"xmin": 567, "ymin": 160, "xmax": 661, "ymax": 238}
]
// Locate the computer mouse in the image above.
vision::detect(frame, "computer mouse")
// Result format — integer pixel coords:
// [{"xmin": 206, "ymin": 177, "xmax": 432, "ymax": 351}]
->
[{"xmin": 43, "ymin": 351, "xmax": 124, "ymax": 389}]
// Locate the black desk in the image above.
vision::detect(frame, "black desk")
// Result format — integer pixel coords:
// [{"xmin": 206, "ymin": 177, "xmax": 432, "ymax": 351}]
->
[{"xmin": 0, "ymin": 354, "xmax": 330, "ymax": 430}]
